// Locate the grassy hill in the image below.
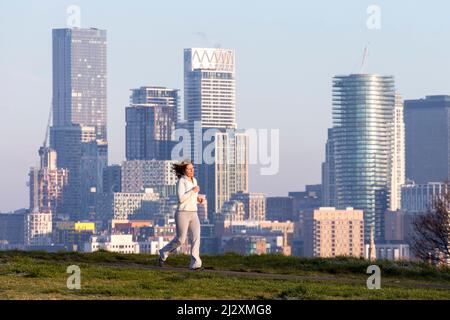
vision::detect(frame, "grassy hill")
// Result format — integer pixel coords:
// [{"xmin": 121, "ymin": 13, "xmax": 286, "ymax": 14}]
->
[{"xmin": 0, "ymin": 250, "xmax": 449, "ymax": 299}]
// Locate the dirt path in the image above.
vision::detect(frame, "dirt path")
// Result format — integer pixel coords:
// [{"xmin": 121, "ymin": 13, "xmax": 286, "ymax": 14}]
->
[{"xmin": 92, "ymin": 261, "xmax": 450, "ymax": 290}]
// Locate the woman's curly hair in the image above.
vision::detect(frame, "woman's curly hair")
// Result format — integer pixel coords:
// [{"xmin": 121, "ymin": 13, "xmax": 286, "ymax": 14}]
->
[{"xmin": 172, "ymin": 160, "xmax": 193, "ymax": 178}]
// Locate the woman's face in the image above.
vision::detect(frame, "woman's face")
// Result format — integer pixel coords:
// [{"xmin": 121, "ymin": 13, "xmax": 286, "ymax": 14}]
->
[{"xmin": 185, "ymin": 164, "xmax": 194, "ymax": 178}]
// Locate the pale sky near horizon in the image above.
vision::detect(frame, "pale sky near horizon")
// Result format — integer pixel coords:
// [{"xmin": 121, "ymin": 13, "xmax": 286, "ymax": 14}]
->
[{"xmin": 1, "ymin": 0, "xmax": 450, "ymax": 212}]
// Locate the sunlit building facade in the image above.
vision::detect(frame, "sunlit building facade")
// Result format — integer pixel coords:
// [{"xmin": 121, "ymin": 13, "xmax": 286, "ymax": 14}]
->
[{"xmin": 332, "ymin": 74, "xmax": 395, "ymax": 241}]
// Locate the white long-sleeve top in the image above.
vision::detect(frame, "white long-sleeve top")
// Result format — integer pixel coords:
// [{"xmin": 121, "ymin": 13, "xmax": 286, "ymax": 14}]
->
[{"xmin": 177, "ymin": 175, "xmax": 198, "ymax": 211}]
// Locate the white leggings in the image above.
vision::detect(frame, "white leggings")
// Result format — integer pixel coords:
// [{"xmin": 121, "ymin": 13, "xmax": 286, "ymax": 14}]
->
[{"xmin": 159, "ymin": 210, "xmax": 202, "ymax": 269}]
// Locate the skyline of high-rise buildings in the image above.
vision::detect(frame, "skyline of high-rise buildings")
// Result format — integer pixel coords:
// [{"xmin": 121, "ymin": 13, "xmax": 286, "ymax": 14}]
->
[
  {"xmin": 18, "ymin": 28, "xmax": 450, "ymax": 218},
  {"xmin": 3, "ymin": 1, "xmax": 450, "ymax": 221},
  {"xmin": 1, "ymin": 23, "xmax": 449, "ymax": 263}
]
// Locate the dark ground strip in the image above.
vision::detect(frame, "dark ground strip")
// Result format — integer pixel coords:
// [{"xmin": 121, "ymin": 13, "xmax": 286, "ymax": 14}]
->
[{"xmin": 88, "ymin": 262, "xmax": 450, "ymax": 290}]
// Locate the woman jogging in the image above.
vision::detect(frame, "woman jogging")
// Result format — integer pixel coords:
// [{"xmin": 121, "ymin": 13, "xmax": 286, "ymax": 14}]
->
[{"xmin": 158, "ymin": 160, "xmax": 204, "ymax": 271}]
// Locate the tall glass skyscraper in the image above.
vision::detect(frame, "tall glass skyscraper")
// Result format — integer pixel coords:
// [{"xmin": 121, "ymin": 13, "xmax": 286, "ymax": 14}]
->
[
  {"xmin": 183, "ymin": 48, "xmax": 237, "ymax": 165},
  {"xmin": 211, "ymin": 131, "xmax": 249, "ymax": 215},
  {"xmin": 52, "ymin": 28, "xmax": 107, "ymax": 140},
  {"xmin": 50, "ymin": 125, "xmax": 106, "ymax": 220},
  {"xmin": 49, "ymin": 125, "xmax": 84, "ymax": 218},
  {"xmin": 321, "ymin": 128, "xmax": 335, "ymax": 207},
  {"xmin": 404, "ymin": 95, "xmax": 450, "ymax": 184},
  {"xmin": 332, "ymin": 74, "xmax": 396, "ymax": 241},
  {"xmin": 51, "ymin": 28, "xmax": 108, "ymax": 220},
  {"xmin": 126, "ymin": 87, "xmax": 178, "ymax": 160},
  {"xmin": 183, "ymin": 48, "xmax": 247, "ymax": 221},
  {"xmin": 183, "ymin": 48, "xmax": 236, "ymax": 132},
  {"xmin": 390, "ymin": 92, "xmax": 405, "ymax": 211}
]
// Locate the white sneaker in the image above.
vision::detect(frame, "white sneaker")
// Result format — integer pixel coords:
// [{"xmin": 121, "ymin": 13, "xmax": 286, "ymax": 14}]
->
[
  {"xmin": 190, "ymin": 266, "xmax": 204, "ymax": 271},
  {"xmin": 189, "ymin": 258, "xmax": 202, "ymax": 270}
]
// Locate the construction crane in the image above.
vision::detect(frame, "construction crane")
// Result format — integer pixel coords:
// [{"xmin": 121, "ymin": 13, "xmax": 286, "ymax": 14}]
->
[
  {"xmin": 39, "ymin": 105, "xmax": 53, "ymax": 169},
  {"xmin": 43, "ymin": 104, "xmax": 52, "ymax": 149},
  {"xmin": 39, "ymin": 104, "xmax": 52, "ymax": 160},
  {"xmin": 30, "ymin": 104, "xmax": 53, "ymax": 213}
]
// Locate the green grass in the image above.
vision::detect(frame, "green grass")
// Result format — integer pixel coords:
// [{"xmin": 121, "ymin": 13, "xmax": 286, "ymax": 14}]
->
[{"xmin": 0, "ymin": 251, "xmax": 449, "ymax": 300}]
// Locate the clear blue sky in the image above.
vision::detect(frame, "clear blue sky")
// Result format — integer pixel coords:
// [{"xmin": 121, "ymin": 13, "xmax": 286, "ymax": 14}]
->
[{"xmin": 1, "ymin": 0, "xmax": 450, "ymax": 212}]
